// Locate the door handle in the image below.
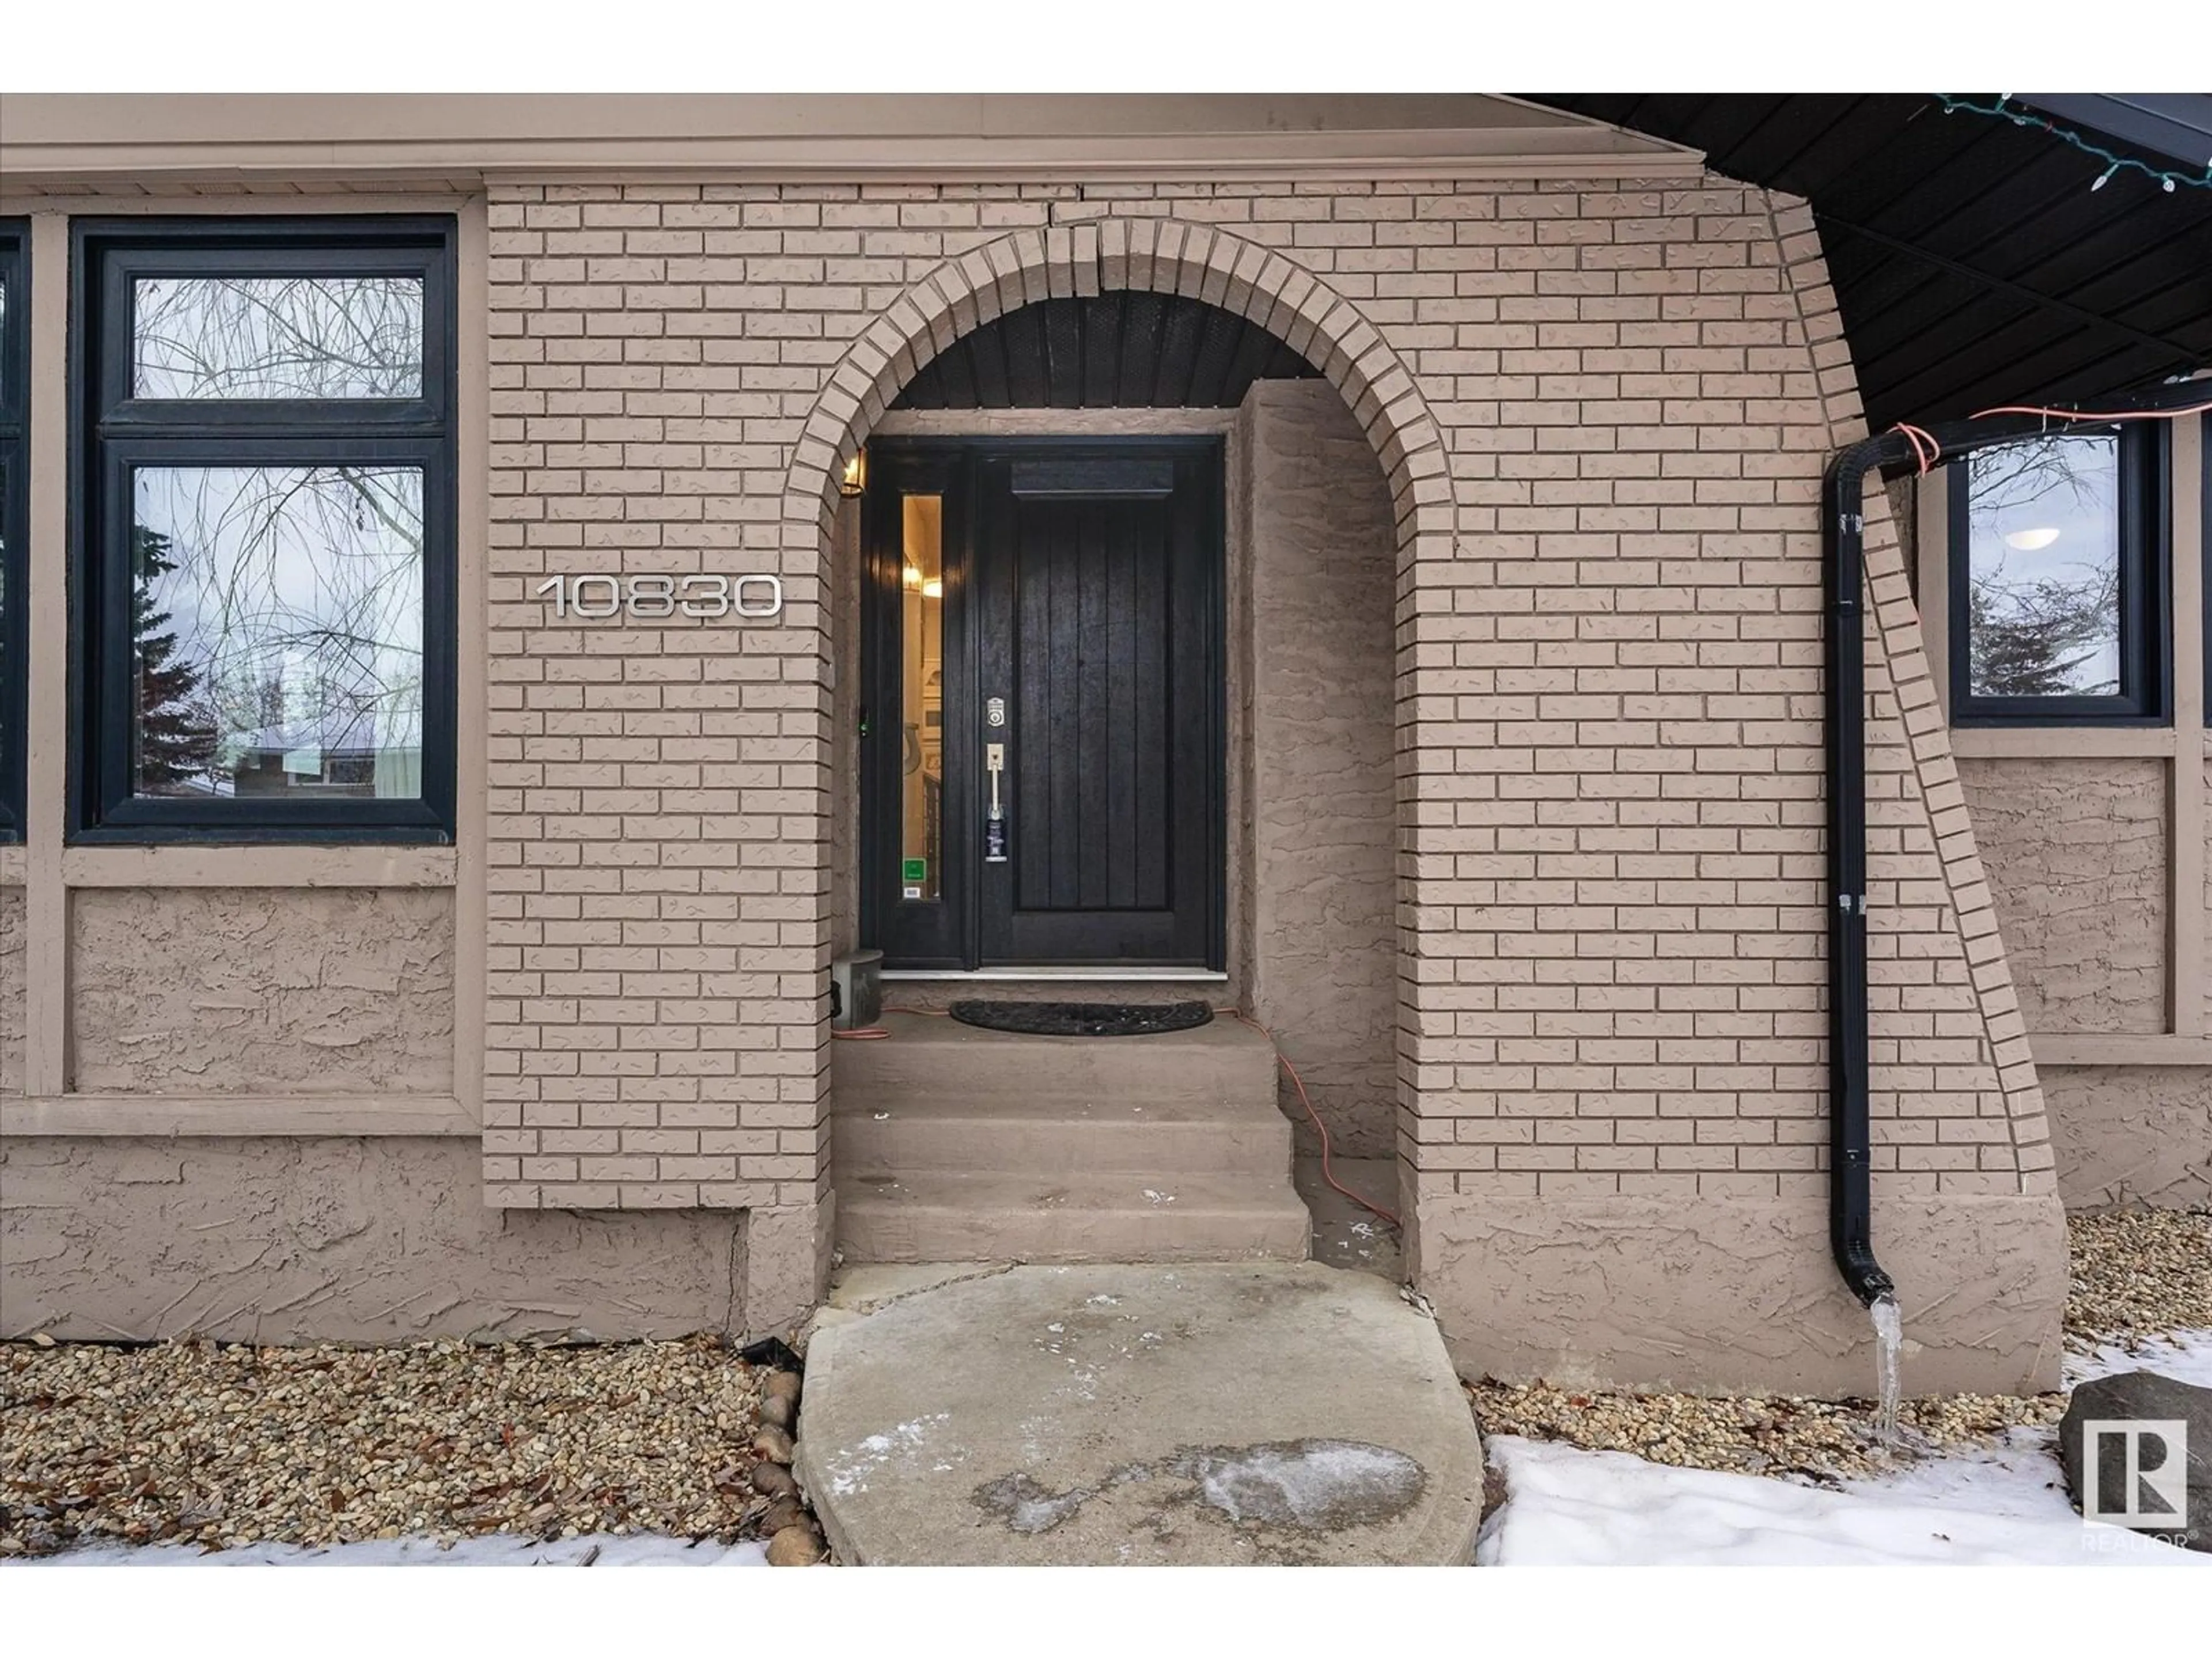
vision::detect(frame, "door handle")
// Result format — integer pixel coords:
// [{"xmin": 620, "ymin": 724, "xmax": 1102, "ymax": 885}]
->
[{"xmin": 984, "ymin": 740, "xmax": 1009, "ymax": 863}]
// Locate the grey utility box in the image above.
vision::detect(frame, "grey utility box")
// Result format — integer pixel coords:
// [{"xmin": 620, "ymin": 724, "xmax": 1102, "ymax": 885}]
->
[{"xmin": 831, "ymin": 949, "xmax": 884, "ymax": 1029}]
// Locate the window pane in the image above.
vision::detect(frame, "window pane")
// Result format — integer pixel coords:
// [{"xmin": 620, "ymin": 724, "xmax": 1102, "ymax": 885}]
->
[
  {"xmin": 1964, "ymin": 431, "xmax": 2122, "ymax": 698},
  {"xmin": 133, "ymin": 276, "xmax": 424, "ymax": 400},
  {"xmin": 130, "ymin": 466, "xmax": 425, "ymax": 801},
  {"xmin": 900, "ymin": 494, "xmax": 944, "ymax": 902}
]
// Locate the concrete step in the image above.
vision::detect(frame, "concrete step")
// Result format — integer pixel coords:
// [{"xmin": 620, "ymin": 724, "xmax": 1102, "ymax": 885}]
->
[
  {"xmin": 836, "ymin": 1169, "xmax": 1312, "ymax": 1264},
  {"xmin": 834, "ymin": 1097, "xmax": 1293, "ymax": 1177},
  {"xmin": 800, "ymin": 1263, "xmax": 1483, "ymax": 1565},
  {"xmin": 831, "ymin": 1013, "xmax": 1278, "ymax": 1115}
]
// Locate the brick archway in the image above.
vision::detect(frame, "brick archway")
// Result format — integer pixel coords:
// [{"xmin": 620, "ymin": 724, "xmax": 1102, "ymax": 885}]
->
[
  {"xmin": 788, "ymin": 217, "xmax": 1457, "ymax": 1268},
  {"xmin": 783, "ymin": 218, "xmax": 1453, "ymax": 559}
]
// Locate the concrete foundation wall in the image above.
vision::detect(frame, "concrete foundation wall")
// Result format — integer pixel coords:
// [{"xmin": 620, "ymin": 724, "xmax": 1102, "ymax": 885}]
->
[
  {"xmin": 70, "ymin": 888, "xmax": 458, "ymax": 1095},
  {"xmin": 1241, "ymin": 381, "xmax": 1399, "ymax": 1157},
  {"xmin": 0, "ymin": 1136, "xmax": 750, "ymax": 1343}
]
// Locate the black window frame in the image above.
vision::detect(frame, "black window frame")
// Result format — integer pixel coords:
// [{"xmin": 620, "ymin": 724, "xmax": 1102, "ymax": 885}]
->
[
  {"xmin": 1946, "ymin": 422, "xmax": 2169, "ymax": 728},
  {"xmin": 70, "ymin": 216, "xmax": 458, "ymax": 844},
  {"xmin": 0, "ymin": 224, "xmax": 28, "ymax": 843}
]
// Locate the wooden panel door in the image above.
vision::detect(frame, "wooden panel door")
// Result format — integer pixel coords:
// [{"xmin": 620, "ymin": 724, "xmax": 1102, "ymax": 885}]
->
[{"xmin": 972, "ymin": 445, "xmax": 1222, "ymax": 967}]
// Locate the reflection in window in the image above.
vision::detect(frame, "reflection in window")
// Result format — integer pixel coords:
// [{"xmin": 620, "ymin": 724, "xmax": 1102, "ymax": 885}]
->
[
  {"xmin": 1964, "ymin": 431, "xmax": 2122, "ymax": 698},
  {"xmin": 900, "ymin": 494, "xmax": 944, "ymax": 902},
  {"xmin": 132, "ymin": 276, "xmax": 424, "ymax": 400},
  {"xmin": 130, "ymin": 467, "xmax": 425, "ymax": 801}
]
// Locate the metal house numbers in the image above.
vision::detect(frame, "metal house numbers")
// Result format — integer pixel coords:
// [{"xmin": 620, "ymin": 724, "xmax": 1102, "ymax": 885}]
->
[{"xmin": 532, "ymin": 573, "xmax": 785, "ymax": 620}]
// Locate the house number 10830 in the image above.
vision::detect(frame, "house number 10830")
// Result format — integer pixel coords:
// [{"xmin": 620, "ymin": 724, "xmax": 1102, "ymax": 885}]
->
[{"xmin": 532, "ymin": 573, "xmax": 785, "ymax": 619}]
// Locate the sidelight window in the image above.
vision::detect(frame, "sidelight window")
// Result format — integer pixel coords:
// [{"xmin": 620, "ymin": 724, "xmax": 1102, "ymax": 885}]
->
[
  {"xmin": 72, "ymin": 218, "xmax": 456, "ymax": 842},
  {"xmin": 899, "ymin": 494, "xmax": 945, "ymax": 903}
]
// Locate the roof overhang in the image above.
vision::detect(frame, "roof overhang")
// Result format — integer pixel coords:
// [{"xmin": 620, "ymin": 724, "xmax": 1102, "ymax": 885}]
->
[
  {"xmin": 0, "ymin": 94, "xmax": 1705, "ymax": 190},
  {"xmin": 1527, "ymin": 93, "xmax": 2212, "ymax": 427},
  {"xmin": 2019, "ymin": 94, "xmax": 2212, "ymax": 173}
]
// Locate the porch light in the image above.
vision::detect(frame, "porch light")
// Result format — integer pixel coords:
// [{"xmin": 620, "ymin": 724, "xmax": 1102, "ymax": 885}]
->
[
  {"xmin": 839, "ymin": 448, "xmax": 868, "ymax": 497},
  {"xmin": 2003, "ymin": 526, "xmax": 2062, "ymax": 551},
  {"xmin": 903, "ymin": 563, "xmax": 923, "ymax": 589}
]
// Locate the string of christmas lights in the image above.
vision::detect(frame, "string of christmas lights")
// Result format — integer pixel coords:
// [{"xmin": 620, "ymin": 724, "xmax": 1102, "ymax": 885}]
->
[{"xmin": 1938, "ymin": 94, "xmax": 2212, "ymax": 194}]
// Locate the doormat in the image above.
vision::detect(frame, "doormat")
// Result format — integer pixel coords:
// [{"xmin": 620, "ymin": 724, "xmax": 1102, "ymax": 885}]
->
[{"xmin": 947, "ymin": 999, "xmax": 1214, "ymax": 1038}]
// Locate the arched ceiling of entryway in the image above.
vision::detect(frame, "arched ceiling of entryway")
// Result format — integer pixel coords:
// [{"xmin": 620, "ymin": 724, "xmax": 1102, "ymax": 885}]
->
[
  {"xmin": 786, "ymin": 218, "xmax": 1454, "ymax": 552},
  {"xmin": 892, "ymin": 291, "xmax": 1319, "ymax": 411}
]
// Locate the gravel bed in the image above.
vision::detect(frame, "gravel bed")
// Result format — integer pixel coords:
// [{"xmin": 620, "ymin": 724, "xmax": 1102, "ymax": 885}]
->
[
  {"xmin": 1464, "ymin": 1377, "xmax": 2062, "ymax": 1482},
  {"xmin": 2063, "ymin": 1205, "xmax": 2211, "ymax": 1346},
  {"xmin": 1, "ymin": 1335, "xmax": 791, "ymax": 1558},
  {"xmin": 1468, "ymin": 1206, "xmax": 2210, "ymax": 1482}
]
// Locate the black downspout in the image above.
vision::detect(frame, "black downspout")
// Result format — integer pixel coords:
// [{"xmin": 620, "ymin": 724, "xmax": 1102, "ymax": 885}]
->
[
  {"xmin": 1821, "ymin": 379, "xmax": 2207, "ymax": 1310},
  {"xmin": 1823, "ymin": 439, "xmax": 1899, "ymax": 1309}
]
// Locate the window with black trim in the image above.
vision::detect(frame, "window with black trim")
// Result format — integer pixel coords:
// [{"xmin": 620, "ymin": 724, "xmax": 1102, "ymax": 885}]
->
[
  {"xmin": 1948, "ymin": 424, "xmax": 2168, "ymax": 725},
  {"xmin": 1, "ymin": 223, "xmax": 28, "ymax": 843},
  {"xmin": 73, "ymin": 218, "xmax": 456, "ymax": 842}
]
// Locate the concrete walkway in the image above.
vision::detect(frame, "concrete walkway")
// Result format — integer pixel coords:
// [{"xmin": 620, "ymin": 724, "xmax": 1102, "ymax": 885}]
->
[{"xmin": 796, "ymin": 1262, "xmax": 1482, "ymax": 1565}]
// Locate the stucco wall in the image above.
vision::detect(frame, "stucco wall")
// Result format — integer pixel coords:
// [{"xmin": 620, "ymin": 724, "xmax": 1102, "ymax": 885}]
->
[
  {"xmin": 1, "ymin": 886, "xmax": 23, "ymax": 1096},
  {"xmin": 1956, "ymin": 757, "xmax": 2166, "ymax": 1033},
  {"xmin": 2041, "ymin": 1065, "xmax": 2212, "ymax": 1210},
  {"xmin": 0, "ymin": 1136, "xmax": 751, "ymax": 1342},
  {"xmin": 70, "ymin": 888, "xmax": 457, "ymax": 1095},
  {"xmin": 1433, "ymin": 1192, "xmax": 2067, "ymax": 1397},
  {"xmin": 1242, "ymin": 380, "xmax": 1398, "ymax": 1157}
]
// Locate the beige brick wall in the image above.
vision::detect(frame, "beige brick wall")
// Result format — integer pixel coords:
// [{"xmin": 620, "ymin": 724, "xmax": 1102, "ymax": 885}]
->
[
  {"xmin": 480, "ymin": 175, "xmax": 2052, "ymax": 1247},
  {"xmin": 1243, "ymin": 381, "xmax": 1399, "ymax": 1157}
]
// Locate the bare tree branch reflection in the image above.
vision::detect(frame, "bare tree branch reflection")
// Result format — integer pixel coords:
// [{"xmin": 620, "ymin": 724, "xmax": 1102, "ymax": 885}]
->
[
  {"xmin": 135, "ymin": 466, "xmax": 423, "ymax": 800},
  {"xmin": 134, "ymin": 276, "xmax": 422, "ymax": 400},
  {"xmin": 1964, "ymin": 432, "xmax": 2121, "ymax": 699},
  {"xmin": 126, "ymin": 273, "xmax": 427, "ymax": 800}
]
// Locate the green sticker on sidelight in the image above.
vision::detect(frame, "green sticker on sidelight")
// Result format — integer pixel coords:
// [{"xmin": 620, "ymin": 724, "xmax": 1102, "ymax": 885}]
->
[{"xmin": 902, "ymin": 857, "xmax": 927, "ymax": 883}]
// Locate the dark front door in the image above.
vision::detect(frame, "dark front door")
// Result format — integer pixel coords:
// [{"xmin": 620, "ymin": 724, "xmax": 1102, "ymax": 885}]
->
[{"xmin": 862, "ymin": 440, "xmax": 1224, "ymax": 971}]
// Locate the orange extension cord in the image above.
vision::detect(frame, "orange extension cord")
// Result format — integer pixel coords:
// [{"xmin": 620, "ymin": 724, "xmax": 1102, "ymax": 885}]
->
[
  {"xmin": 1890, "ymin": 393, "xmax": 2212, "ymax": 476},
  {"xmin": 829, "ymin": 1002, "xmax": 1400, "ymax": 1228}
]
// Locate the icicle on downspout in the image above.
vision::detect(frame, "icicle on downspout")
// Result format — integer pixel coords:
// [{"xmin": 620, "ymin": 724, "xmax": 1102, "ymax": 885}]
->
[{"xmin": 1869, "ymin": 1291, "xmax": 1903, "ymax": 1446}]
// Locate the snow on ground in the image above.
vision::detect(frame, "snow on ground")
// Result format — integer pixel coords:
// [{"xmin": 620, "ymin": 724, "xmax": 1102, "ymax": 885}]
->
[
  {"xmin": 1478, "ymin": 1329, "xmax": 2211, "ymax": 1567},
  {"xmin": 5, "ymin": 1534, "xmax": 768, "ymax": 1567},
  {"xmin": 2069, "ymin": 1328, "xmax": 2212, "ymax": 1390}
]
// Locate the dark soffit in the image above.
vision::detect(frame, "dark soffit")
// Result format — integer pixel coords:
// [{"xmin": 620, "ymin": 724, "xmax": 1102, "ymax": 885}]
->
[
  {"xmin": 1525, "ymin": 93, "xmax": 2212, "ymax": 431},
  {"xmin": 893, "ymin": 291, "xmax": 1317, "ymax": 411}
]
